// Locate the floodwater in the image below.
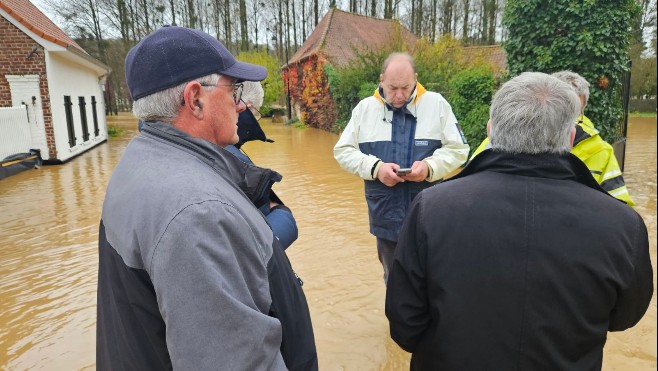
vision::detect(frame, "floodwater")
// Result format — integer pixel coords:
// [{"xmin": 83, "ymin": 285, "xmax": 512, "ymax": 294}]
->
[{"xmin": 0, "ymin": 114, "xmax": 655, "ymax": 370}]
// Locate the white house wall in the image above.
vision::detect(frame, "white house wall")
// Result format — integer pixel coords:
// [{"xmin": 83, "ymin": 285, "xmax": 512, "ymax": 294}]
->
[{"xmin": 46, "ymin": 52, "xmax": 107, "ymax": 162}]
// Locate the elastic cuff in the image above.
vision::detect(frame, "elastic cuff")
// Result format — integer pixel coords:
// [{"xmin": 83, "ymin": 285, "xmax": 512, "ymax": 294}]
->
[
  {"xmin": 371, "ymin": 159, "xmax": 382, "ymax": 179},
  {"xmin": 423, "ymin": 160, "xmax": 433, "ymax": 181}
]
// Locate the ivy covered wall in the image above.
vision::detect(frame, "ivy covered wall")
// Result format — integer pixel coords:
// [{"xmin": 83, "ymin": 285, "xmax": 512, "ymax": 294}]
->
[
  {"xmin": 504, "ymin": 0, "xmax": 641, "ymax": 142},
  {"xmin": 283, "ymin": 54, "xmax": 338, "ymax": 131}
]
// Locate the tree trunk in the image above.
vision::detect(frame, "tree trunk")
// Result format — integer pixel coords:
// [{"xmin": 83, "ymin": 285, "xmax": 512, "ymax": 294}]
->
[
  {"xmin": 169, "ymin": 0, "xmax": 176, "ymax": 26},
  {"xmin": 430, "ymin": 0, "xmax": 437, "ymax": 41},
  {"xmin": 285, "ymin": 0, "xmax": 291, "ymax": 62},
  {"xmin": 486, "ymin": 0, "xmax": 497, "ymax": 44},
  {"xmin": 116, "ymin": 0, "xmax": 130, "ymax": 42},
  {"xmin": 278, "ymin": 0, "xmax": 284, "ymax": 63},
  {"xmin": 441, "ymin": 0, "xmax": 453, "ymax": 36},
  {"xmin": 239, "ymin": 0, "xmax": 248, "ymax": 50},
  {"xmin": 224, "ymin": 0, "xmax": 231, "ymax": 49},
  {"xmin": 292, "ymin": 0, "xmax": 298, "ymax": 49},
  {"xmin": 462, "ymin": 0, "xmax": 470, "ymax": 42},
  {"xmin": 301, "ymin": 0, "xmax": 307, "ymax": 41},
  {"xmin": 418, "ymin": 0, "xmax": 423, "ymax": 35},
  {"xmin": 141, "ymin": 0, "xmax": 151, "ymax": 34},
  {"xmin": 410, "ymin": 0, "xmax": 415, "ymax": 34},
  {"xmin": 187, "ymin": 0, "xmax": 196, "ymax": 28},
  {"xmin": 384, "ymin": 0, "xmax": 393, "ymax": 19},
  {"xmin": 86, "ymin": 0, "xmax": 105, "ymax": 59}
]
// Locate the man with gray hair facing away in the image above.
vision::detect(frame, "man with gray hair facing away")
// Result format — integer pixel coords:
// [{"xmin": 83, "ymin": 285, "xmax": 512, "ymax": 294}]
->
[
  {"xmin": 97, "ymin": 26, "xmax": 316, "ymax": 370},
  {"xmin": 472, "ymin": 70, "xmax": 634, "ymax": 206},
  {"xmin": 386, "ymin": 72, "xmax": 653, "ymax": 370}
]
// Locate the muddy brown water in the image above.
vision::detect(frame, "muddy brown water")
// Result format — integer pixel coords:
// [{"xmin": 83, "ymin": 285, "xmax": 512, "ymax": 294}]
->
[{"xmin": 0, "ymin": 114, "xmax": 655, "ymax": 370}]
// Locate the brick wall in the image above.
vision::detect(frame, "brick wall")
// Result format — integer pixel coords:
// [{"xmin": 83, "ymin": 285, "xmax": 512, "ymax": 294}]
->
[{"xmin": 1, "ymin": 16, "xmax": 55, "ymax": 159}]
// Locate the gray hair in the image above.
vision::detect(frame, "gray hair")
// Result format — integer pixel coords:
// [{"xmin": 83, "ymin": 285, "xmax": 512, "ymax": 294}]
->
[
  {"xmin": 132, "ymin": 74, "xmax": 221, "ymax": 123},
  {"xmin": 489, "ymin": 72, "xmax": 580, "ymax": 155},
  {"xmin": 382, "ymin": 52, "xmax": 416, "ymax": 74},
  {"xmin": 551, "ymin": 70, "xmax": 590, "ymax": 106},
  {"xmin": 241, "ymin": 81, "xmax": 264, "ymax": 110}
]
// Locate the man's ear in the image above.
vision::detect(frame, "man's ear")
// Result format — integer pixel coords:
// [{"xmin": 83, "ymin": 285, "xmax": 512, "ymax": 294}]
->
[
  {"xmin": 569, "ymin": 126, "xmax": 576, "ymax": 148},
  {"xmin": 182, "ymin": 82, "xmax": 204, "ymax": 119},
  {"xmin": 379, "ymin": 74, "xmax": 383, "ymax": 83},
  {"xmin": 486, "ymin": 120, "xmax": 492, "ymax": 137}
]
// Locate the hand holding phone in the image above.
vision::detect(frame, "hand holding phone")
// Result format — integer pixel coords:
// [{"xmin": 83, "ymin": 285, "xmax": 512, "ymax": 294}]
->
[{"xmin": 396, "ymin": 168, "xmax": 412, "ymax": 176}]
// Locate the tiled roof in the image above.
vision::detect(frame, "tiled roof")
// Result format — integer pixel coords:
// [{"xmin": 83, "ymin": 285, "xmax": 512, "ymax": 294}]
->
[
  {"xmin": 0, "ymin": 0, "xmax": 85, "ymax": 52},
  {"xmin": 287, "ymin": 9, "xmax": 417, "ymax": 68},
  {"xmin": 462, "ymin": 44, "xmax": 508, "ymax": 73}
]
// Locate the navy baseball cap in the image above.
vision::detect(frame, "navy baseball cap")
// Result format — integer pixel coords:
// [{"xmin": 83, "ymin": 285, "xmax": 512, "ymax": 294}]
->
[{"xmin": 125, "ymin": 26, "xmax": 267, "ymax": 100}]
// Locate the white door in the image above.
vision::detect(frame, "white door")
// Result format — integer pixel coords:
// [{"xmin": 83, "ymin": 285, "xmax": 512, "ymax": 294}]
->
[{"xmin": 6, "ymin": 75, "xmax": 48, "ymax": 156}]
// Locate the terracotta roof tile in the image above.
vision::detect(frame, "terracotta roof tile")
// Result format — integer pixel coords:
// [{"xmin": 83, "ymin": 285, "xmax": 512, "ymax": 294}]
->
[
  {"xmin": 462, "ymin": 45, "xmax": 508, "ymax": 74},
  {"xmin": 288, "ymin": 9, "xmax": 417, "ymax": 68},
  {"xmin": 0, "ymin": 0, "xmax": 85, "ymax": 52}
]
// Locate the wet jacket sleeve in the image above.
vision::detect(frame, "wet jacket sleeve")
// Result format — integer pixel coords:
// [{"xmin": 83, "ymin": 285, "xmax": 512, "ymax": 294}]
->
[
  {"xmin": 424, "ymin": 105, "xmax": 470, "ymax": 182},
  {"xmin": 334, "ymin": 103, "xmax": 382, "ymax": 180},
  {"xmin": 608, "ymin": 213, "xmax": 654, "ymax": 331},
  {"xmin": 265, "ymin": 204, "xmax": 298, "ymax": 250},
  {"xmin": 385, "ymin": 193, "xmax": 431, "ymax": 352},
  {"xmin": 149, "ymin": 201, "xmax": 286, "ymax": 370}
]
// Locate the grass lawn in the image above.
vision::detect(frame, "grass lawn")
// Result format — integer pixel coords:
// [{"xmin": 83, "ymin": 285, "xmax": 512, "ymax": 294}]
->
[{"xmin": 630, "ymin": 112, "xmax": 657, "ymax": 118}]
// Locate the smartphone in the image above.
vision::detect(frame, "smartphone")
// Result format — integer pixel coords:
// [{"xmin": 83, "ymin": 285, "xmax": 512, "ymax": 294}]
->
[{"xmin": 396, "ymin": 168, "xmax": 412, "ymax": 176}]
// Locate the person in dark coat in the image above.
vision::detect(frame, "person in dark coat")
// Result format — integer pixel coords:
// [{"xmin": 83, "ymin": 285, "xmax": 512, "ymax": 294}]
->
[
  {"xmin": 385, "ymin": 72, "xmax": 653, "ymax": 371},
  {"xmin": 225, "ymin": 81, "xmax": 298, "ymax": 250}
]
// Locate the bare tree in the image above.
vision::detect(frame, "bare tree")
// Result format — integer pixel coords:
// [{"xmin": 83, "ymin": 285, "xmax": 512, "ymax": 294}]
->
[
  {"xmin": 461, "ymin": 0, "xmax": 470, "ymax": 42},
  {"xmin": 240, "ymin": 0, "xmax": 248, "ymax": 50},
  {"xmin": 441, "ymin": 0, "xmax": 454, "ymax": 36}
]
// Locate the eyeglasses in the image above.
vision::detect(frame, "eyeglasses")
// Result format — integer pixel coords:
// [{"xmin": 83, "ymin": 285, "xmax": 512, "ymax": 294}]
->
[
  {"xmin": 240, "ymin": 98, "xmax": 263, "ymax": 121},
  {"xmin": 200, "ymin": 82, "xmax": 244, "ymax": 105}
]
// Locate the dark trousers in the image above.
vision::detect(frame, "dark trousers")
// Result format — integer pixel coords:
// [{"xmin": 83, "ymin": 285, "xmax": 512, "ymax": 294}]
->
[{"xmin": 377, "ymin": 237, "xmax": 397, "ymax": 283}]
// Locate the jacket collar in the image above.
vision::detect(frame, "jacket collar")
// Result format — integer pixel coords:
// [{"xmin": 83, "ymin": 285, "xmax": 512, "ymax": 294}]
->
[
  {"xmin": 454, "ymin": 149, "xmax": 609, "ymax": 195},
  {"xmin": 235, "ymin": 109, "xmax": 273, "ymax": 149},
  {"xmin": 573, "ymin": 115, "xmax": 598, "ymax": 146},
  {"xmin": 141, "ymin": 121, "xmax": 281, "ymax": 207},
  {"xmin": 374, "ymin": 82, "xmax": 427, "ymax": 109}
]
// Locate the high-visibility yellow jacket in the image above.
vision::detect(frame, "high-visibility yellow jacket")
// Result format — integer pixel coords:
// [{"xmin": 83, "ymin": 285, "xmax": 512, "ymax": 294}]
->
[{"xmin": 471, "ymin": 116, "xmax": 635, "ymax": 206}]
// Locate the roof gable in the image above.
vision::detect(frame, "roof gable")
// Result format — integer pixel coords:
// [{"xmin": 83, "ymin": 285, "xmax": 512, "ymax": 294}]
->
[
  {"xmin": 288, "ymin": 9, "xmax": 417, "ymax": 67},
  {"xmin": 0, "ymin": 0, "xmax": 84, "ymax": 52}
]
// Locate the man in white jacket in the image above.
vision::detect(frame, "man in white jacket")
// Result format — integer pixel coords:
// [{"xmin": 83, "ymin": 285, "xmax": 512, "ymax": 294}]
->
[{"xmin": 334, "ymin": 52, "xmax": 469, "ymax": 282}]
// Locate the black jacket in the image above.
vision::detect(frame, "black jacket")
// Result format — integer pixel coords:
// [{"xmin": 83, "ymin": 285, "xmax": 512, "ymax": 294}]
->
[{"xmin": 386, "ymin": 150, "xmax": 653, "ymax": 371}]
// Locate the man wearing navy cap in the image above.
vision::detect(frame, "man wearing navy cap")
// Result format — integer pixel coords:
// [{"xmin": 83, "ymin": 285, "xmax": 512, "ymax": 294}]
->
[{"xmin": 97, "ymin": 26, "xmax": 317, "ymax": 371}]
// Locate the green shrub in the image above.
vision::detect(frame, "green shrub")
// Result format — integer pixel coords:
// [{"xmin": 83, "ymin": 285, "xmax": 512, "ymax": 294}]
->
[
  {"xmin": 460, "ymin": 105, "xmax": 491, "ymax": 152},
  {"xmin": 326, "ymin": 51, "xmax": 386, "ymax": 132},
  {"xmin": 449, "ymin": 67, "xmax": 495, "ymax": 154},
  {"xmin": 107, "ymin": 125, "xmax": 124, "ymax": 138},
  {"xmin": 236, "ymin": 51, "xmax": 283, "ymax": 108}
]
